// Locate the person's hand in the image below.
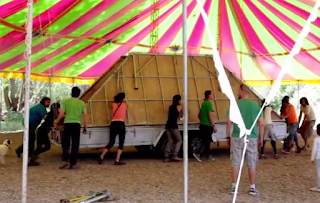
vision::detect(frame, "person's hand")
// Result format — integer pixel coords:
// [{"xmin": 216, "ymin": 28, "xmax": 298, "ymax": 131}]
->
[
  {"xmin": 53, "ymin": 124, "xmax": 57, "ymax": 129},
  {"xmin": 258, "ymin": 139, "xmax": 263, "ymax": 147},
  {"xmin": 227, "ymin": 138, "xmax": 231, "ymax": 147},
  {"xmin": 213, "ymin": 125, "xmax": 217, "ymax": 133},
  {"xmin": 179, "ymin": 117, "xmax": 184, "ymax": 121},
  {"xmin": 83, "ymin": 126, "xmax": 87, "ymax": 133}
]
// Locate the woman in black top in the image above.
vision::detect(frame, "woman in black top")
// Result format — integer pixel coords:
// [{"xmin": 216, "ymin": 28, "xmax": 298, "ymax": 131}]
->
[{"xmin": 164, "ymin": 95, "xmax": 183, "ymax": 162}]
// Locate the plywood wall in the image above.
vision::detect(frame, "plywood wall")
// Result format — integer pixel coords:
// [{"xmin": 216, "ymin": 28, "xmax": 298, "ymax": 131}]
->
[{"xmin": 82, "ymin": 54, "xmax": 281, "ymax": 127}]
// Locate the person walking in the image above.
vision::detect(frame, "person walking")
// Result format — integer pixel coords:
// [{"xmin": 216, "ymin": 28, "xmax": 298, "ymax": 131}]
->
[
  {"xmin": 163, "ymin": 95, "xmax": 183, "ymax": 162},
  {"xmin": 298, "ymin": 97, "xmax": 316, "ymax": 150},
  {"xmin": 98, "ymin": 92, "xmax": 127, "ymax": 165},
  {"xmin": 193, "ymin": 90, "xmax": 217, "ymax": 162},
  {"xmin": 29, "ymin": 103, "xmax": 62, "ymax": 165},
  {"xmin": 55, "ymin": 87, "xmax": 88, "ymax": 170},
  {"xmin": 281, "ymin": 97, "xmax": 301, "ymax": 154},
  {"xmin": 16, "ymin": 97, "xmax": 51, "ymax": 166},
  {"xmin": 259, "ymin": 99, "xmax": 278, "ymax": 159},
  {"xmin": 226, "ymin": 84, "xmax": 263, "ymax": 196},
  {"xmin": 310, "ymin": 124, "xmax": 320, "ymax": 192}
]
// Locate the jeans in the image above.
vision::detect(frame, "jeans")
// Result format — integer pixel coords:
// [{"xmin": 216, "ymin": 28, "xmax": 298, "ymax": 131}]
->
[
  {"xmin": 16, "ymin": 125, "xmax": 36, "ymax": 157},
  {"xmin": 199, "ymin": 125, "xmax": 213, "ymax": 156},
  {"xmin": 31, "ymin": 125, "xmax": 51, "ymax": 158},
  {"xmin": 164, "ymin": 128, "xmax": 182, "ymax": 157},
  {"xmin": 62, "ymin": 123, "xmax": 81, "ymax": 166},
  {"xmin": 287, "ymin": 122, "xmax": 298, "ymax": 142}
]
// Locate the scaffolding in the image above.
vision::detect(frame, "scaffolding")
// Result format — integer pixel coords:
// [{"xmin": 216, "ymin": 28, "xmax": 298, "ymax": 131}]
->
[{"xmin": 150, "ymin": 0, "xmax": 160, "ymax": 53}]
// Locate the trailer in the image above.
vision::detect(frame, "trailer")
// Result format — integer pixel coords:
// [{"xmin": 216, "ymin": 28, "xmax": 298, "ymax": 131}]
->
[{"xmin": 51, "ymin": 54, "xmax": 287, "ymax": 155}]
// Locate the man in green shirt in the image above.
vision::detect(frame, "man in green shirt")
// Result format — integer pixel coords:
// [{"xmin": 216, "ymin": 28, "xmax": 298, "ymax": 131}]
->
[
  {"xmin": 55, "ymin": 87, "xmax": 88, "ymax": 170},
  {"xmin": 226, "ymin": 84, "xmax": 263, "ymax": 196},
  {"xmin": 193, "ymin": 90, "xmax": 217, "ymax": 162}
]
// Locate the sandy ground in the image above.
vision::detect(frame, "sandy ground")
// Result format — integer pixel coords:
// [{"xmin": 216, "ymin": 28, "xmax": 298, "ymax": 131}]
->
[{"xmin": 0, "ymin": 132, "xmax": 319, "ymax": 203}]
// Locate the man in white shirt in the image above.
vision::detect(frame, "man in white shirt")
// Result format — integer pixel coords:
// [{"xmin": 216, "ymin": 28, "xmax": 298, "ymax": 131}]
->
[
  {"xmin": 299, "ymin": 97, "xmax": 316, "ymax": 150},
  {"xmin": 260, "ymin": 99, "xmax": 278, "ymax": 159},
  {"xmin": 310, "ymin": 124, "xmax": 320, "ymax": 192}
]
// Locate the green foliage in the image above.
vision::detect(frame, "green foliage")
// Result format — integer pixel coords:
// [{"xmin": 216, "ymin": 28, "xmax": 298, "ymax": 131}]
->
[{"xmin": 0, "ymin": 79, "xmax": 90, "ymax": 132}]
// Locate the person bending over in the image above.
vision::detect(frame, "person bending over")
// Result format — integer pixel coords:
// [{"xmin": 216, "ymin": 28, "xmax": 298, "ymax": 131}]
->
[
  {"xmin": 98, "ymin": 92, "xmax": 127, "ymax": 165},
  {"xmin": 226, "ymin": 84, "xmax": 263, "ymax": 196},
  {"xmin": 16, "ymin": 97, "xmax": 51, "ymax": 166},
  {"xmin": 298, "ymin": 97, "xmax": 316, "ymax": 150},
  {"xmin": 164, "ymin": 95, "xmax": 183, "ymax": 162},
  {"xmin": 193, "ymin": 90, "xmax": 217, "ymax": 162},
  {"xmin": 55, "ymin": 87, "xmax": 88, "ymax": 170},
  {"xmin": 29, "ymin": 103, "xmax": 63, "ymax": 165},
  {"xmin": 259, "ymin": 99, "xmax": 278, "ymax": 159}
]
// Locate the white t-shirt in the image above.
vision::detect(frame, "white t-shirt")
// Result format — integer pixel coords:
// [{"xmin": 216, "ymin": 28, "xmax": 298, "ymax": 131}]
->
[
  {"xmin": 300, "ymin": 105, "xmax": 316, "ymax": 121},
  {"xmin": 311, "ymin": 137, "xmax": 320, "ymax": 161},
  {"xmin": 263, "ymin": 106, "xmax": 273, "ymax": 125}
]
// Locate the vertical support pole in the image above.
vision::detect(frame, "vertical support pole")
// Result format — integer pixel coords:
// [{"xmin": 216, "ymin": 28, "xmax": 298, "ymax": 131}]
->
[
  {"xmin": 173, "ymin": 55, "xmax": 182, "ymax": 95},
  {"xmin": 22, "ymin": 1, "xmax": 33, "ymax": 203},
  {"xmin": 182, "ymin": 0, "xmax": 188, "ymax": 202},
  {"xmin": 137, "ymin": 55, "xmax": 150, "ymax": 123},
  {"xmin": 0, "ymin": 78, "xmax": 2, "ymax": 132}
]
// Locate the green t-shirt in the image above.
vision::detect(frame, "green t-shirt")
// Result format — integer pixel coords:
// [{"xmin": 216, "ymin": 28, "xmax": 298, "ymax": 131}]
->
[
  {"xmin": 199, "ymin": 100, "xmax": 214, "ymax": 126},
  {"xmin": 61, "ymin": 97, "xmax": 87, "ymax": 124},
  {"xmin": 229, "ymin": 99, "xmax": 263, "ymax": 138}
]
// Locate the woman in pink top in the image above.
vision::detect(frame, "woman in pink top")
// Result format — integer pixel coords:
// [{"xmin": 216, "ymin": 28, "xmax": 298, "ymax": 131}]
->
[{"xmin": 98, "ymin": 92, "xmax": 127, "ymax": 165}]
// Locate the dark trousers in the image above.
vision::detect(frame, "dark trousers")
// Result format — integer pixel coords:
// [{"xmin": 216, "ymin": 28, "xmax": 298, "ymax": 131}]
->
[
  {"xmin": 199, "ymin": 124, "xmax": 213, "ymax": 156},
  {"xmin": 62, "ymin": 123, "xmax": 81, "ymax": 166},
  {"xmin": 106, "ymin": 121, "xmax": 126, "ymax": 150},
  {"xmin": 16, "ymin": 125, "xmax": 36, "ymax": 157},
  {"xmin": 31, "ymin": 125, "xmax": 51, "ymax": 158}
]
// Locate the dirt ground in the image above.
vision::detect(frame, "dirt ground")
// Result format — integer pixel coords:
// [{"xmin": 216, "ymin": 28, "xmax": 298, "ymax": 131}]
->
[{"xmin": 0, "ymin": 132, "xmax": 319, "ymax": 203}]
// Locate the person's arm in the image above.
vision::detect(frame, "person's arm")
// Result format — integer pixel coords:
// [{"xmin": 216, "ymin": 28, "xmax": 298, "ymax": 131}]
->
[
  {"xmin": 177, "ymin": 105, "xmax": 183, "ymax": 120},
  {"xmin": 226, "ymin": 117, "xmax": 231, "ymax": 138},
  {"xmin": 298, "ymin": 110, "xmax": 302, "ymax": 125},
  {"xmin": 82, "ymin": 104, "xmax": 88, "ymax": 129},
  {"xmin": 55, "ymin": 109, "xmax": 65, "ymax": 124},
  {"xmin": 207, "ymin": 102, "xmax": 215, "ymax": 125},
  {"xmin": 55, "ymin": 102, "xmax": 65, "ymax": 124},
  {"xmin": 258, "ymin": 117, "xmax": 264, "ymax": 141},
  {"xmin": 311, "ymin": 138, "xmax": 318, "ymax": 162}
]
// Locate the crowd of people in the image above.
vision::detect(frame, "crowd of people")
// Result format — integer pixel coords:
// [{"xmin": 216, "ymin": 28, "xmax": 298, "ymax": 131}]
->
[{"xmin": 14, "ymin": 84, "xmax": 319, "ymax": 193}]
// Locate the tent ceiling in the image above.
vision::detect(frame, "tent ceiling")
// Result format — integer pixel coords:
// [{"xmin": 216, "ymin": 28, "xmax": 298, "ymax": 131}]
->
[{"xmin": 0, "ymin": 0, "xmax": 319, "ymax": 85}]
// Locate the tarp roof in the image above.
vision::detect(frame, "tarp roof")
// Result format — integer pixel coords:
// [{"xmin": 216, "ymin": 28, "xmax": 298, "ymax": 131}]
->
[{"xmin": 0, "ymin": 0, "xmax": 319, "ymax": 85}]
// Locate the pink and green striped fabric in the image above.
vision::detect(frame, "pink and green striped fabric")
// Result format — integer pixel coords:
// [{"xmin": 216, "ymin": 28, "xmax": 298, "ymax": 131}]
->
[{"xmin": 0, "ymin": 0, "xmax": 319, "ymax": 85}]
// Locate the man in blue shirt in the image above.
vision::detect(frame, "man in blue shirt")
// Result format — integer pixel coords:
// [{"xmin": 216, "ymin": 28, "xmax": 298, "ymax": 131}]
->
[{"xmin": 16, "ymin": 97, "xmax": 51, "ymax": 166}]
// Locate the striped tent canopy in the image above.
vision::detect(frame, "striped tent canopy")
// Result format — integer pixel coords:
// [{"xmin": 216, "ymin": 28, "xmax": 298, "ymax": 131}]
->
[{"xmin": 0, "ymin": 0, "xmax": 319, "ymax": 85}]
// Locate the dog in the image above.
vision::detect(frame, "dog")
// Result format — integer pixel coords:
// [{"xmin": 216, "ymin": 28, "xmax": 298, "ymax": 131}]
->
[{"xmin": 0, "ymin": 139, "xmax": 12, "ymax": 164}]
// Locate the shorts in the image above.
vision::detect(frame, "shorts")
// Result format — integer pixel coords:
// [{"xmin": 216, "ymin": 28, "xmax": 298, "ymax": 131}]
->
[
  {"xmin": 300, "ymin": 120, "xmax": 315, "ymax": 138},
  {"xmin": 230, "ymin": 137, "xmax": 258, "ymax": 168},
  {"xmin": 264, "ymin": 124, "xmax": 277, "ymax": 141}
]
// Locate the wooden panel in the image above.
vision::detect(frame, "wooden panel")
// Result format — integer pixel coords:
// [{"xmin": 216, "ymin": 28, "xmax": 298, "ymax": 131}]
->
[
  {"xmin": 81, "ymin": 54, "xmax": 282, "ymax": 127},
  {"xmin": 90, "ymin": 101, "xmax": 109, "ymax": 126}
]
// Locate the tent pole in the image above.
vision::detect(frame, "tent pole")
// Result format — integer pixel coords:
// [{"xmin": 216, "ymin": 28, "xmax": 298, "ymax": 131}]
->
[
  {"xmin": 182, "ymin": 0, "xmax": 188, "ymax": 203},
  {"xmin": 22, "ymin": 1, "xmax": 34, "ymax": 203}
]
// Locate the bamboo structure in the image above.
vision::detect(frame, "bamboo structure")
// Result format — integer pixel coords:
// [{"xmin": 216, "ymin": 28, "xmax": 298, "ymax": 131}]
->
[{"xmin": 81, "ymin": 54, "xmax": 282, "ymax": 127}]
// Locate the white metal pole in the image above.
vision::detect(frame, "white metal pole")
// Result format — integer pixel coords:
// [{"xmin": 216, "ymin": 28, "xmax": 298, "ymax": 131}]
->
[
  {"xmin": 22, "ymin": 1, "xmax": 33, "ymax": 203},
  {"xmin": 182, "ymin": 0, "xmax": 188, "ymax": 203},
  {"xmin": 0, "ymin": 78, "xmax": 2, "ymax": 132}
]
